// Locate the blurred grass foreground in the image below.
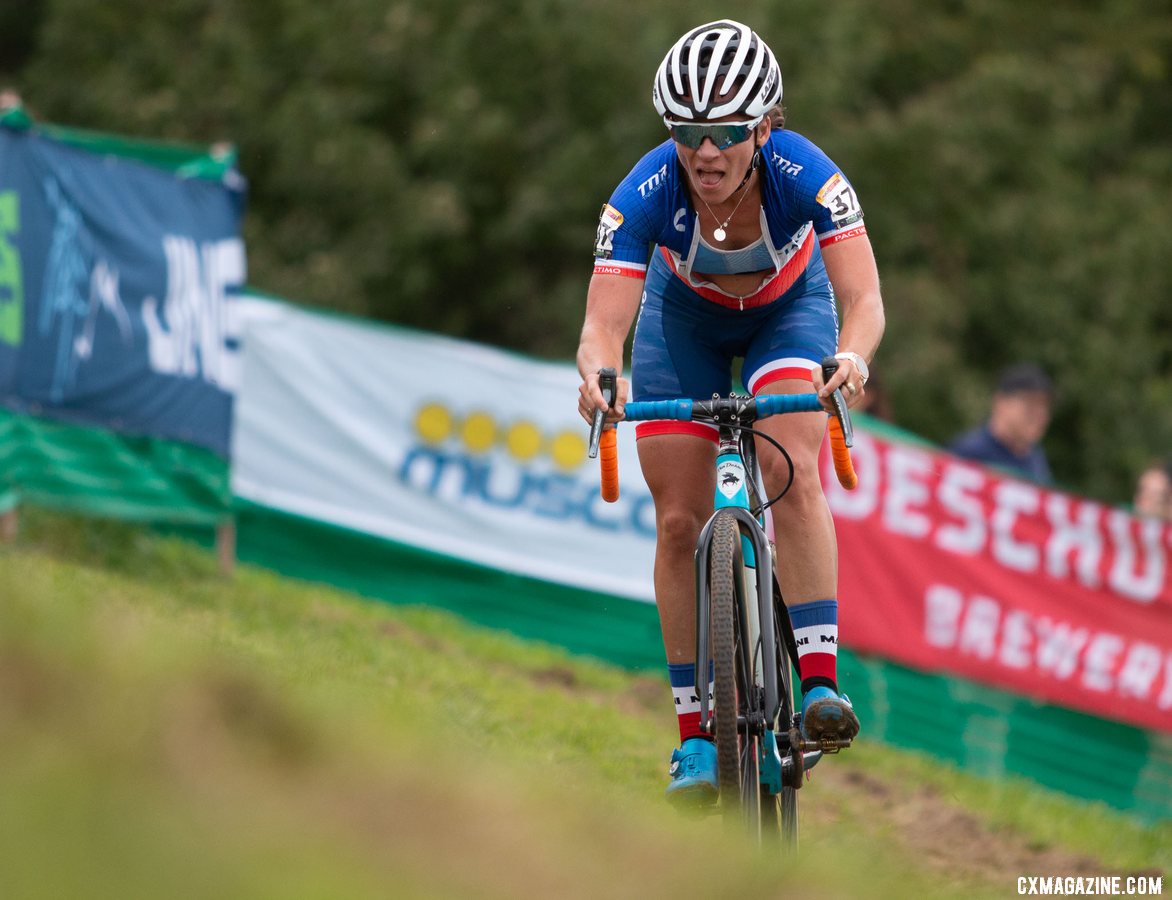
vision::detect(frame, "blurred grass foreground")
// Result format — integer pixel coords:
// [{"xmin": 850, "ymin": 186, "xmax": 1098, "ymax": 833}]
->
[{"xmin": 0, "ymin": 509, "xmax": 1168, "ymax": 900}]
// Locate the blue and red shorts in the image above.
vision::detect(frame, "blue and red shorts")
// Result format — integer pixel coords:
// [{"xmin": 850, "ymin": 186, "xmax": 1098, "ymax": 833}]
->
[{"xmin": 630, "ymin": 247, "xmax": 839, "ymax": 441}]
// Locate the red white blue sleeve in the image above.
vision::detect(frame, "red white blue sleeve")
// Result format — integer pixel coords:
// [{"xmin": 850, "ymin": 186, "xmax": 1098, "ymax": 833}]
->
[{"xmin": 591, "ymin": 144, "xmax": 676, "ymax": 280}]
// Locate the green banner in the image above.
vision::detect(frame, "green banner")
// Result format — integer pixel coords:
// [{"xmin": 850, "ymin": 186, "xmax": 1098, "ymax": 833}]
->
[
  {"xmin": 0, "ymin": 409, "xmax": 230, "ymax": 525},
  {"xmin": 0, "ymin": 104, "xmax": 236, "ymax": 180}
]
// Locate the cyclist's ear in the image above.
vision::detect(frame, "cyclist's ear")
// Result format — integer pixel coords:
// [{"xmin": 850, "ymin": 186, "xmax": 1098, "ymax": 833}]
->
[{"xmin": 755, "ymin": 117, "xmax": 770, "ymax": 147}]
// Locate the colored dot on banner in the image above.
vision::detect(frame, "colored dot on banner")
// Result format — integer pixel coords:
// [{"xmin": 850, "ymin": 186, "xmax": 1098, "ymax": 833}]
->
[
  {"xmin": 461, "ymin": 411, "xmax": 496, "ymax": 453},
  {"xmin": 415, "ymin": 403, "xmax": 453, "ymax": 444},
  {"xmin": 506, "ymin": 421, "xmax": 543, "ymax": 461},
  {"xmin": 550, "ymin": 430, "xmax": 587, "ymax": 470}
]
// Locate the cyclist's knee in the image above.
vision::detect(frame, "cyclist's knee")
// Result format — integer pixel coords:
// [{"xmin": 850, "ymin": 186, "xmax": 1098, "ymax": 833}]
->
[
  {"xmin": 655, "ymin": 503, "xmax": 708, "ymax": 551},
  {"xmin": 761, "ymin": 447, "xmax": 823, "ymax": 502}
]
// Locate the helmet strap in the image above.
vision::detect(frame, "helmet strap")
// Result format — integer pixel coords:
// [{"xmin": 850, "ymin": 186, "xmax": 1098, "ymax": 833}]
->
[{"xmin": 731, "ymin": 145, "xmax": 761, "ymax": 195}]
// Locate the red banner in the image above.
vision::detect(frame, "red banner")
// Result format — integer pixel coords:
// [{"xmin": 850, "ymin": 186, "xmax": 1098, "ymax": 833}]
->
[{"xmin": 822, "ymin": 428, "xmax": 1172, "ymax": 734}]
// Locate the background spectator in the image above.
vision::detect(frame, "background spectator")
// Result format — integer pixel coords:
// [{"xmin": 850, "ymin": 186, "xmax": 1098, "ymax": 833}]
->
[
  {"xmin": 1132, "ymin": 458, "xmax": 1172, "ymax": 520},
  {"xmin": 949, "ymin": 363, "xmax": 1054, "ymax": 484}
]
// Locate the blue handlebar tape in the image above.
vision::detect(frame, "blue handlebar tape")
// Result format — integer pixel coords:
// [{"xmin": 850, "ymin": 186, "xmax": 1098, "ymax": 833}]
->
[
  {"xmin": 754, "ymin": 393, "xmax": 823, "ymax": 416},
  {"xmin": 623, "ymin": 394, "xmax": 821, "ymax": 423},
  {"xmin": 622, "ymin": 399, "xmax": 694, "ymax": 422}
]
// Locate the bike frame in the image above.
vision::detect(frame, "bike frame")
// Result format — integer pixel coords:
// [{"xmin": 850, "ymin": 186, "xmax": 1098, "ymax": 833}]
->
[
  {"xmin": 588, "ymin": 370, "xmax": 858, "ymax": 808},
  {"xmin": 694, "ymin": 429, "xmax": 785, "ymax": 734}
]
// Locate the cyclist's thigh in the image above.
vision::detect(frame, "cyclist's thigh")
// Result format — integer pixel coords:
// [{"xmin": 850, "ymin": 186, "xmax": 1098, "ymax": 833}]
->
[
  {"xmin": 753, "ymin": 377, "xmax": 827, "ymax": 473},
  {"xmin": 637, "ymin": 433, "xmax": 717, "ymax": 510},
  {"xmin": 741, "ymin": 286, "xmax": 837, "ymax": 485},
  {"xmin": 741, "ymin": 283, "xmax": 837, "ymax": 398}
]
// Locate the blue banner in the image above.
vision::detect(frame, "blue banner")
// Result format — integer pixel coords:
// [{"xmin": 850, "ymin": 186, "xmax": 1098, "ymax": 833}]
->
[{"xmin": 0, "ymin": 123, "xmax": 246, "ymax": 457}]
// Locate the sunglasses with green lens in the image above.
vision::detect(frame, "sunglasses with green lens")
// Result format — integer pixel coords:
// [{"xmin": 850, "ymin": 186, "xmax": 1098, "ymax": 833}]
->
[{"xmin": 664, "ymin": 117, "xmax": 763, "ymax": 150}]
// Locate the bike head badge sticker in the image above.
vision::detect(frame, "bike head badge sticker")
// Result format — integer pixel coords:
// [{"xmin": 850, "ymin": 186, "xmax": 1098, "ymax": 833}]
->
[{"xmin": 717, "ymin": 459, "xmax": 745, "ymax": 499}]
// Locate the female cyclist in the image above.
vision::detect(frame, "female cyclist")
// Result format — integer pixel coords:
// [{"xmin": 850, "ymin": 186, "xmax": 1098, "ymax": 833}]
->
[{"xmin": 576, "ymin": 19, "xmax": 885, "ymax": 806}]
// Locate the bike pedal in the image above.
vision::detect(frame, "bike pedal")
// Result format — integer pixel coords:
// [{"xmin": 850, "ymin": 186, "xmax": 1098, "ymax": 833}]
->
[{"xmin": 798, "ymin": 736, "xmax": 854, "ymax": 753}]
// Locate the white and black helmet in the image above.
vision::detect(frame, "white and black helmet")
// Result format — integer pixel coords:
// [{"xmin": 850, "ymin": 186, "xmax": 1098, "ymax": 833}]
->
[{"xmin": 653, "ymin": 20, "xmax": 782, "ymax": 121}]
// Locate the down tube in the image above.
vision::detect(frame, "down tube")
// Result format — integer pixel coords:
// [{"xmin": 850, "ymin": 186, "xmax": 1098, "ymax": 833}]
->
[{"xmin": 712, "ymin": 449, "xmax": 780, "ymax": 725}]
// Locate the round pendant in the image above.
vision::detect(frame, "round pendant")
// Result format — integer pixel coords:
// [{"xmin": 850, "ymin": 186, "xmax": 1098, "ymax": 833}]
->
[{"xmin": 713, "ymin": 227, "xmax": 727, "ymax": 242}]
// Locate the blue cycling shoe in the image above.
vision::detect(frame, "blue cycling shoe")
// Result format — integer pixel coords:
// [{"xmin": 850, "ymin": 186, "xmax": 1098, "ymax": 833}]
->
[
  {"xmin": 801, "ymin": 685, "xmax": 860, "ymax": 744},
  {"xmin": 665, "ymin": 737, "xmax": 718, "ymax": 806}
]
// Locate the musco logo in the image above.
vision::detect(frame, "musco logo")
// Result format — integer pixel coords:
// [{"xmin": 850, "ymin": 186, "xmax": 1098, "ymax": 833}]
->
[{"xmin": 717, "ymin": 459, "xmax": 746, "ymax": 499}]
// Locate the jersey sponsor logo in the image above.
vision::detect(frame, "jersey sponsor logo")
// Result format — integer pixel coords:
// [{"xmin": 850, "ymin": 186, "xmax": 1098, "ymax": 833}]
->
[
  {"xmin": 673, "ymin": 207, "xmax": 687, "ymax": 232},
  {"xmin": 593, "ymin": 203, "xmax": 623, "ymax": 259},
  {"xmin": 592, "ymin": 262, "xmax": 646, "ymax": 279},
  {"xmin": 636, "ymin": 163, "xmax": 670, "ymax": 199},
  {"xmin": 771, "ymin": 152, "xmax": 803, "ymax": 177},
  {"xmin": 816, "ymin": 173, "xmax": 862, "ymax": 227},
  {"xmin": 819, "ymin": 224, "xmax": 867, "ymax": 247}
]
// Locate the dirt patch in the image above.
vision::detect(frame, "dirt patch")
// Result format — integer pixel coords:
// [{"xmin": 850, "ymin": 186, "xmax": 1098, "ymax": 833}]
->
[
  {"xmin": 531, "ymin": 665, "xmax": 577, "ymax": 688},
  {"xmin": 623, "ymin": 674, "xmax": 672, "ymax": 715},
  {"xmin": 525, "ymin": 665, "xmax": 668, "ymax": 722},
  {"xmin": 809, "ymin": 763, "xmax": 1108, "ymax": 893},
  {"xmin": 376, "ymin": 619, "xmax": 443, "ymax": 651},
  {"xmin": 0, "ymin": 647, "xmax": 64, "ymax": 718}
]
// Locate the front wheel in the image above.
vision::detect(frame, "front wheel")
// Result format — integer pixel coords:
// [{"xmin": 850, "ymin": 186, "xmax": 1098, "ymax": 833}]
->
[{"xmin": 708, "ymin": 512, "xmax": 761, "ymax": 832}]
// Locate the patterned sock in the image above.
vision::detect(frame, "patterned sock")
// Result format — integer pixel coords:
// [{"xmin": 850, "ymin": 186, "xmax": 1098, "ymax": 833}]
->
[
  {"xmin": 789, "ymin": 599, "xmax": 839, "ymax": 695},
  {"xmin": 667, "ymin": 662, "xmax": 714, "ymax": 743}
]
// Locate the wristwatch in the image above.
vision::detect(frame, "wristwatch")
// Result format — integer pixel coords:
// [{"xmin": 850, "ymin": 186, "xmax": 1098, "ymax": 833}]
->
[{"xmin": 834, "ymin": 351, "xmax": 869, "ymax": 386}]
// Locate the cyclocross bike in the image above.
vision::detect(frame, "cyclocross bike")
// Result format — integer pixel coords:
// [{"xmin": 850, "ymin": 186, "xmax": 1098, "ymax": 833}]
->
[{"xmin": 588, "ymin": 359, "xmax": 859, "ymax": 847}]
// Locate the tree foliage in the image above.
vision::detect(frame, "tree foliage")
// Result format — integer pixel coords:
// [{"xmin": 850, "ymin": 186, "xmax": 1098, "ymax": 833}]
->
[{"xmin": 7, "ymin": 0, "xmax": 1172, "ymax": 500}]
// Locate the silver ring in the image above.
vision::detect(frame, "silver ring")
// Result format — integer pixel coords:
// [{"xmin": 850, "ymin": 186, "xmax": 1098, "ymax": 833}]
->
[{"xmin": 844, "ymin": 381, "xmax": 858, "ymax": 395}]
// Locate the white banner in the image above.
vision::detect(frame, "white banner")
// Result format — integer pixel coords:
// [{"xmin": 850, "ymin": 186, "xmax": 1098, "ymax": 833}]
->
[{"xmin": 232, "ymin": 304, "xmax": 658, "ymax": 600}]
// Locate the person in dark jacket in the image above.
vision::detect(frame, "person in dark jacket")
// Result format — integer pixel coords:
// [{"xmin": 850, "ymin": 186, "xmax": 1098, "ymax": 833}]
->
[{"xmin": 950, "ymin": 363, "xmax": 1054, "ymax": 484}]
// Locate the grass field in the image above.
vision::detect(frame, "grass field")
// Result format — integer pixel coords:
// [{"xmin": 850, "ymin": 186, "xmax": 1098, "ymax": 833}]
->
[{"xmin": 0, "ymin": 508, "xmax": 1168, "ymax": 899}]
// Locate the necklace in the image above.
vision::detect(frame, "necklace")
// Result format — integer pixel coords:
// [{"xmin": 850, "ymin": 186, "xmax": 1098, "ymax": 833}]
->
[{"xmin": 696, "ymin": 170, "xmax": 755, "ymax": 242}]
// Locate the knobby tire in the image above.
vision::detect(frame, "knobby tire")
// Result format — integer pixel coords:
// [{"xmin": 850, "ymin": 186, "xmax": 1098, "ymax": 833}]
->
[{"xmin": 709, "ymin": 512, "xmax": 761, "ymax": 832}]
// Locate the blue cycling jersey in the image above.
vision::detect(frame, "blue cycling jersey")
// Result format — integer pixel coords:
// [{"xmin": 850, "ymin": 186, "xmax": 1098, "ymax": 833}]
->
[
  {"xmin": 596, "ymin": 128, "xmax": 867, "ymax": 439},
  {"xmin": 592, "ymin": 129, "xmax": 865, "ymax": 304}
]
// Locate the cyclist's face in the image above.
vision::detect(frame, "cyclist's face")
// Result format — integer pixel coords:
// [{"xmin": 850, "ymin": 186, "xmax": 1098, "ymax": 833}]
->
[{"xmin": 671, "ymin": 115, "xmax": 769, "ymax": 203}]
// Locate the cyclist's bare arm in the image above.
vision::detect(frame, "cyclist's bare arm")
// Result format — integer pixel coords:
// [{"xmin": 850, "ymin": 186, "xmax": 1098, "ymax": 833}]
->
[
  {"xmin": 817, "ymin": 235, "xmax": 885, "ymax": 406},
  {"xmin": 577, "ymin": 272, "xmax": 641, "ymax": 424}
]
